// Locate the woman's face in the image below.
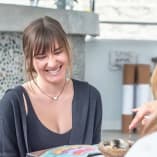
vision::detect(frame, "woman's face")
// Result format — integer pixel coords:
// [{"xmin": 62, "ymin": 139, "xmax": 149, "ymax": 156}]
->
[{"xmin": 33, "ymin": 41, "xmax": 69, "ymax": 84}]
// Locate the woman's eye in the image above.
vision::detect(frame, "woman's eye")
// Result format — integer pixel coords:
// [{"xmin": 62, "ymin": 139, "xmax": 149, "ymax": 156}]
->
[
  {"xmin": 35, "ymin": 54, "xmax": 47, "ymax": 59},
  {"xmin": 54, "ymin": 50, "xmax": 62, "ymax": 55}
]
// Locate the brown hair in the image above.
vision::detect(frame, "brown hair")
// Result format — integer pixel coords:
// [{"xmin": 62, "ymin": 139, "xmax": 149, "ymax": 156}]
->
[
  {"xmin": 151, "ymin": 66, "xmax": 157, "ymax": 99},
  {"xmin": 23, "ymin": 16, "xmax": 72, "ymax": 81}
]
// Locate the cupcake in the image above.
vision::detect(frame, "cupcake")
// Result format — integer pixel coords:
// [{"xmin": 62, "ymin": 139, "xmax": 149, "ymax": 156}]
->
[{"xmin": 99, "ymin": 138, "xmax": 133, "ymax": 157}]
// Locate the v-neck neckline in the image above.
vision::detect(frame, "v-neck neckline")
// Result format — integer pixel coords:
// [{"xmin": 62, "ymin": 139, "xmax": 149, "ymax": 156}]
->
[{"xmin": 19, "ymin": 79, "xmax": 77, "ymax": 133}]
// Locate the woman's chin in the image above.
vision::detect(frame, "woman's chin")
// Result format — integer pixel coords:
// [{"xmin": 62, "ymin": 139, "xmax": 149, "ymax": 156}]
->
[{"xmin": 46, "ymin": 76, "xmax": 66, "ymax": 84}]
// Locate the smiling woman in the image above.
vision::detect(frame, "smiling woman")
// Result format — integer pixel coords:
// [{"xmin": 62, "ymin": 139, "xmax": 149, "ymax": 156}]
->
[
  {"xmin": 0, "ymin": 16, "xmax": 102, "ymax": 157},
  {"xmin": 23, "ymin": 17, "xmax": 72, "ymax": 85}
]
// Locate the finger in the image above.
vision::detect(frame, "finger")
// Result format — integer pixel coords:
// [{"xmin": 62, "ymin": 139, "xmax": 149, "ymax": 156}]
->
[
  {"xmin": 129, "ymin": 115, "xmax": 140, "ymax": 130},
  {"xmin": 131, "ymin": 108, "xmax": 139, "ymax": 113},
  {"xmin": 141, "ymin": 113, "xmax": 157, "ymax": 135},
  {"xmin": 141, "ymin": 115, "xmax": 151, "ymax": 125},
  {"xmin": 129, "ymin": 110, "xmax": 150, "ymax": 130}
]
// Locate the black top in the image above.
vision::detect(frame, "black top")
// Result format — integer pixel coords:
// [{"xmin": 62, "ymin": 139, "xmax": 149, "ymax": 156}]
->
[
  {"xmin": 26, "ymin": 89, "xmax": 71, "ymax": 151},
  {"xmin": 0, "ymin": 79, "xmax": 102, "ymax": 157}
]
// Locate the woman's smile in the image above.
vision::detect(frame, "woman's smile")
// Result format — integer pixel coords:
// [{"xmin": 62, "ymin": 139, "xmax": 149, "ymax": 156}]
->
[{"xmin": 45, "ymin": 65, "xmax": 63, "ymax": 76}]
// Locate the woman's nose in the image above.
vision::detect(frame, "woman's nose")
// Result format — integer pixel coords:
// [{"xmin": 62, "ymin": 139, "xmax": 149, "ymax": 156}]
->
[{"xmin": 47, "ymin": 53, "xmax": 56, "ymax": 66}]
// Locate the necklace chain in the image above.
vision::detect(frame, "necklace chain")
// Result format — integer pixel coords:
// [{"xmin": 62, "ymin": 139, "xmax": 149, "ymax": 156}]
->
[{"xmin": 35, "ymin": 80, "xmax": 66, "ymax": 101}]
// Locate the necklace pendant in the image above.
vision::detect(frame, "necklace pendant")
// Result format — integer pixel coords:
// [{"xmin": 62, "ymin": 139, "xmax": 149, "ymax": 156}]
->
[{"xmin": 53, "ymin": 96, "xmax": 58, "ymax": 100}]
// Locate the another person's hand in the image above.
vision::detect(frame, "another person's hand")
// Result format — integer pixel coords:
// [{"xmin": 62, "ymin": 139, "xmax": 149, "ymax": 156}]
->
[
  {"xmin": 129, "ymin": 101, "xmax": 157, "ymax": 131},
  {"xmin": 141, "ymin": 110, "xmax": 157, "ymax": 136}
]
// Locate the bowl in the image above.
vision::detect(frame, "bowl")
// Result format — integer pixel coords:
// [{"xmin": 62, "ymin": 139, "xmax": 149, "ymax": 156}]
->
[{"xmin": 98, "ymin": 139, "xmax": 133, "ymax": 157}]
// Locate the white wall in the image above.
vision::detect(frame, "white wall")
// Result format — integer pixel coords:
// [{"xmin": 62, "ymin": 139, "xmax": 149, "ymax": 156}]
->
[{"xmin": 85, "ymin": 39, "xmax": 157, "ymax": 130}]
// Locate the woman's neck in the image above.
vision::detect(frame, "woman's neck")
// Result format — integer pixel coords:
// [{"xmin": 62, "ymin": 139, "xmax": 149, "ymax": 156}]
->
[{"xmin": 35, "ymin": 77, "xmax": 67, "ymax": 98}]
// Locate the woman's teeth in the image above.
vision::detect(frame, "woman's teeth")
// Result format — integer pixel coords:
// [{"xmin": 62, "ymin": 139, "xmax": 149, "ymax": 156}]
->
[{"xmin": 47, "ymin": 66, "xmax": 61, "ymax": 75}]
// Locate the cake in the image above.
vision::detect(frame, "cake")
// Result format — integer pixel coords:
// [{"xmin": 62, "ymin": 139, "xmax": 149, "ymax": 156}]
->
[{"xmin": 98, "ymin": 138, "xmax": 133, "ymax": 157}]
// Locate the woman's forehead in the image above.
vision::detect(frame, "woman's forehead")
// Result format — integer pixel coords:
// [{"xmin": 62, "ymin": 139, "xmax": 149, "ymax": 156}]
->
[{"xmin": 38, "ymin": 38, "xmax": 62, "ymax": 49}]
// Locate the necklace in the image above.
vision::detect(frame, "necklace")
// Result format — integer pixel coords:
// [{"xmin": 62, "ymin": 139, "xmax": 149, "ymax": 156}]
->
[{"xmin": 35, "ymin": 80, "xmax": 66, "ymax": 101}]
